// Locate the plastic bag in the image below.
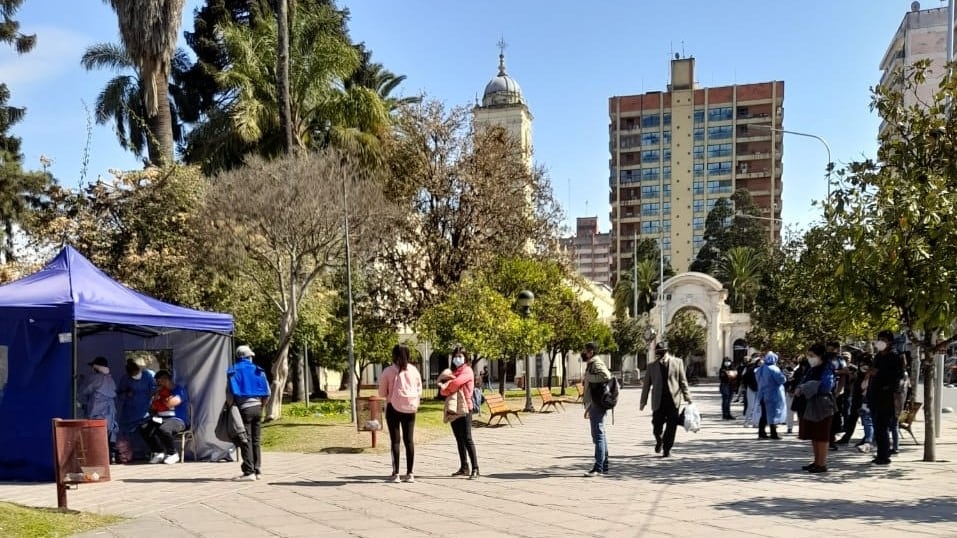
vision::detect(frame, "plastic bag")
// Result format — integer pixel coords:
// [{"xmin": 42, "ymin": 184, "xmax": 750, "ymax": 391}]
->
[{"xmin": 682, "ymin": 402, "xmax": 701, "ymax": 433}]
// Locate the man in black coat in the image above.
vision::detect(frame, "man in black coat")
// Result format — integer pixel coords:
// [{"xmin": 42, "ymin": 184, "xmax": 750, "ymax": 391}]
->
[{"xmin": 869, "ymin": 330, "xmax": 904, "ymax": 465}]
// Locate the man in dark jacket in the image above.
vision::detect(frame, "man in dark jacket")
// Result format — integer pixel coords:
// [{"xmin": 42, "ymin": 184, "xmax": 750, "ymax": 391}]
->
[
  {"xmin": 228, "ymin": 345, "xmax": 271, "ymax": 480},
  {"xmin": 869, "ymin": 331, "xmax": 904, "ymax": 465}
]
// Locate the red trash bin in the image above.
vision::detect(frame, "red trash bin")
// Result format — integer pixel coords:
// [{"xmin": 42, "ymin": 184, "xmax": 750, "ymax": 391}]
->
[
  {"xmin": 356, "ymin": 396, "xmax": 384, "ymax": 447},
  {"xmin": 52, "ymin": 418, "xmax": 111, "ymax": 509}
]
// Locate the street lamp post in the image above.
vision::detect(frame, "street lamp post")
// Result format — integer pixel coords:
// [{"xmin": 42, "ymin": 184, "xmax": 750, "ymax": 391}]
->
[
  {"xmin": 642, "ymin": 324, "xmax": 657, "ymax": 375},
  {"xmin": 749, "ymin": 124, "xmax": 833, "ymax": 196},
  {"xmin": 517, "ymin": 290, "xmax": 535, "ymax": 413}
]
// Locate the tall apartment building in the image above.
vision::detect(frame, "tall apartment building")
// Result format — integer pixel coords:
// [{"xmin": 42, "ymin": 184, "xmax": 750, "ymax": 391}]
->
[
  {"xmin": 560, "ymin": 217, "xmax": 612, "ymax": 284},
  {"xmin": 880, "ymin": 2, "xmax": 951, "ymax": 132},
  {"xmin": 608, "ymin": 57, "xmax": 784, "ymax": 277}
]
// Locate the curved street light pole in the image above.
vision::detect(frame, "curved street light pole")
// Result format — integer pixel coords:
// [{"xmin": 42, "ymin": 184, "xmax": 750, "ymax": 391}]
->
[{"xmin": 752, "ymin": 124, "xmax": 833, "ymax": 198}]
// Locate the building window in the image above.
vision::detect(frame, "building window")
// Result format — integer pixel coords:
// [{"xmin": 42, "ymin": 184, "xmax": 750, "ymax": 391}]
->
[
  {"xmin": 693, "ymin": 235, "xmax": 704, "ymax": 250},
  {"xmin": 693, "ymin": 145, "xmax": 704, "ymax": 160},
  {"xmin": 663, "ymin": 201, "xmax": 671, "ymax": 215},
  {"xmin": 707, "ymin": 161, "xmax": 733, "ymax": 176},
  {"xmin": 663, "ymin": 166, "xmax": 671, "ymax": 180},
  {"xmin": 641, "ymin": 149, "xmax": 660, "ymax": 163},
  {"xmin": 642, "ymin": 114, "xmax": 660, "ymax": 128},
  {"xmin": 707, "ymin": 199, "xmax": 719, "ymax": 211},
  {"xmin": 663, "ymin": 219, "xmax": 672, "ymax": 233},
  {"xmin": 708, "ymin": 125, "xmax": 733, "ymax": 139},
  {"xmin": 693, "ymin": 128, "xmax": 704, "ymax": 141},
  {"xmin": 663, "ymin": 113, "xmax": 671, "ymax": 126},
  {"xmin": 641, "ymin": 167, "xmax": 660, "ymax": 182},
  {"xmin": 693, "ymin": 216, "xmax": 705, "ymax": 230},
  {"xmin": 693, "ymin": 181, "xmax": 704, "ymax": 195},
  {"xmin": 641, "ymin": 220, "xmax": 660, "ymax": 234},
  {"xmin": 641, "ymin": 132, "xmax": 660, "ymax": 146},
  {"xmin": 663, "ymin": 130, "xmax": 672, "ymax": 145},
  {"xmin": 619, "ymin": 169, "xmax": 639, "ymax": 183},
  {"xmin": 708, "ymin": 106, "xmax": 733, "ymax": 122},
  {"xmin": 693, "ymin": 163, "xmax": 704, "ymax": 178},
  {"xmin": 693, "ymin": 199, "xmax": 705, "ymax": 213},
  {"xmin": 663, "ymin": 182, "xmax": 672, "ymax": 197},
  {"xmin": 641, "ymin": 185, "xmax": 660, "ymax": 198},
  {"xmin": 694, "ymin": 109, "xmax": 704, "ymax": 124},
  {"xmin": 707, "ymin": 180, "xmax": 734, "ymax": 194},
  {"xmin": 619, "ymin": 135, "xmax": 640, "ymax": 149},
  {"xmin": 707, "ymin": 143, "xmax": 733, "ymax": 158},
  {"xmin": 641, "ymin": 203, "xmax": 659, "ymax": 216},
  {"xmin": 663, "ymin": 237, "xmax": 672, "ymax": 251},
  {"xmin": 663, "ymin": 148, "xmax": 672, "ymax": 161}
]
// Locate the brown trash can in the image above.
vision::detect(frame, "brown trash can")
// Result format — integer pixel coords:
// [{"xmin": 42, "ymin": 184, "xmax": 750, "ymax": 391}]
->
[
  {"xmin": 357, "ymin": 396, "xmax": 384, "ymax": 448},
  {"xmin": 52, "ymin": 419, "xmax": 111, "ymax": 509}
]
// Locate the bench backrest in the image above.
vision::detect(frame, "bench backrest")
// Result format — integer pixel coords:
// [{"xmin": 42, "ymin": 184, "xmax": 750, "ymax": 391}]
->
[
  {"xmin": 538, "ymin": 387, "xmax": 555, "ymax": 402},
  {"xmin": 485, "ymin": 392, "xmax": 510, "ymax": 413},
  {"xmin": 900, "ymin": 400, "xmax": 922, "ymax": 426},
  {"xmin": 574, "ymin": 382, "xmax": 585, "ymax": 399}
]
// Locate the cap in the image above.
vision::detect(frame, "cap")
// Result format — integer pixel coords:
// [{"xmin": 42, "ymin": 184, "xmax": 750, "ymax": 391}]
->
[
  {"xmin": 877, "ymin": 330, "xmax": 895, "ymax": 342},
  {"xmin": 89, "ymin": 356, "xmax": 108, "ymax": 367},
  {"xmin": 236, "ymin": 345, "xmax": 255, "ymax": 358},
  {"xmin": 655, "ymin": 341, "xmax": 668, "ymax": 353}
]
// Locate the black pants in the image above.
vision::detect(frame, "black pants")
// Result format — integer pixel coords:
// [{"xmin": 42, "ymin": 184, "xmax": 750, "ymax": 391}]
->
[
  {"xmin": 842, "ymin": 404, "xmax": 861, "ymax": 441},
  {"xmin": 386, "ymin": 404, "xmax": 416, "ymax": 475},
  {"xmin": 139, "ymin": 417, "xmax": 184, "ymax": 455},
  {"xmin": 873, "ymin": 408, "xmax": 893, "ymax": 460},
  {"xmin": 238, "ymin": 405, "xmax": 263, "ymax": 476},
  {"xmin": 652, "ymin": 398, "xmax": 680, "ymax": 454},
  {"xmin": 450, "ymin": 413, "xmax": 478, "ymax": 471},
  {"xmin": 742, "ymin": 390, "xmax": 749, "ymax": 416},
  {"xmin": 720, "ymin": 384, "xmax": 733, "ymax": 418},
  {"xmin": 758, "ymin": 401, "xmax": 778, "ymax": 437}
]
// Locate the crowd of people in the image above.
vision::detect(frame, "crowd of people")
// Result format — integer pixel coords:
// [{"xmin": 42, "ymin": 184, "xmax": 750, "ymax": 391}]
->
[{"xmin": 716, "ymin": 330, "xmax": 909, "ymax": 473}]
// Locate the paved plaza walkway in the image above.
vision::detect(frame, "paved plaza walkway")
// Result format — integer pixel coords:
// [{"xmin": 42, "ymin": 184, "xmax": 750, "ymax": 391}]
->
[{"xmin": 0, "ymin": 384, "xmax": 955, "ymax": 537}]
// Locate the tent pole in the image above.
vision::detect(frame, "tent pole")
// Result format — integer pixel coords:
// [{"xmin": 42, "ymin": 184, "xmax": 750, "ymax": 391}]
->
[{"xmin": 71, "ymin": 321, "xmax": 78, "ymax": 419}]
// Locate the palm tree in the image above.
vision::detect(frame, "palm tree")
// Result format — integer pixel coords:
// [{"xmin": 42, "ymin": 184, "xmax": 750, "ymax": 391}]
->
[
  {"xmin": 716, "ymin": 246, "xmax": 764, "ymax": 312},
  {"xmin": 184, "ymin": 6, "xmax": 391, "ymax": 173},
  {"xmin": 346, "ymin": 45, "xmax": 421, "ymax": 111},
  {"xmin": 81, "ymin": 42, "xmax": 190, "ymax": 160},
  {"xmin": 103, "ymin": 0, "xmax": 186, "ymax": 166},
  {"xmin": 613, "ymin": 259, "xmax": 660, "ymax": 318}
]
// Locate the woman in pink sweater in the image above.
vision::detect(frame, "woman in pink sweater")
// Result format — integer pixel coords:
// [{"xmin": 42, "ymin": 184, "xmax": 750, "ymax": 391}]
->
[
  {"xmin": 439, "ymin": 348, "xmax": 479, "ymax": 479},
  {"xmin": 378, "ymin": 344, "xmax": 422, "ymax": 483}
]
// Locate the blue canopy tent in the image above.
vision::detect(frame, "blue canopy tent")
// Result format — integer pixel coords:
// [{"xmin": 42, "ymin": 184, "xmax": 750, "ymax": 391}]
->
[{"xmin": 0, "ymin": 246, "xmax": 235, "ymax": 481}]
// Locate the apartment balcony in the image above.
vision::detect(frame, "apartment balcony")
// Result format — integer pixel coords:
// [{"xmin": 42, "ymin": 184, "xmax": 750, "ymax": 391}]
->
[{"xmin": 736, "ymin": 152, "xmax": 772, "ymax": 161}]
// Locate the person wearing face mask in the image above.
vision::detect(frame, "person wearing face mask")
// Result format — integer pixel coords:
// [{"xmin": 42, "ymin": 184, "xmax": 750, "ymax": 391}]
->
[
  {"xmin": 718, "ymin": 357, "xmax": 737, "ymax": 420},
  {"xmin": 439, "ymin": 348, "xmax": 479, "ymax": 479},
  {"xmin": 640, "ymin": 341, "xmax": 692, "ymax": 458},
  {"xmin": 868, "ymin": 330, "xmax": 904, "ymax": 465},
  {"xmin": 116, "ymin": 358, "xmax": 157, "ymax": 462},
  {"xmin": 756, "ymin": 352, "xmax": 787, "ymax": 440},
  {"xmin": 796, "ymin": 343, "xmax": 836, "ymax": 473},
  {"xmin": 80, "ymin": 356, "xmax": 118, "ymax": 459}
]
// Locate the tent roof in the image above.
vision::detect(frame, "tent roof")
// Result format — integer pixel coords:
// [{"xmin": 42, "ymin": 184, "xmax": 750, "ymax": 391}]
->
[{"xmin": 0, "ymin": 246, "xmax": 233, "ymax": 333}]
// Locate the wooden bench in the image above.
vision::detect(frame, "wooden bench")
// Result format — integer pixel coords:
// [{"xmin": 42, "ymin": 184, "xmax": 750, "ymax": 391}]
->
[
  {"xmin": 537, "ymin": 387, "xmax": 565, "ymax": 413},
  {"xmin": 573, "ymin": 382, "xmax": 585, "ymax": 403},
  {"xmin": 899, "ymin": 400, "xmax": 922, "ymax": 445},
  {"xmin": 484, "ymin": 392, "xmax": 523, "ymax": 426}
]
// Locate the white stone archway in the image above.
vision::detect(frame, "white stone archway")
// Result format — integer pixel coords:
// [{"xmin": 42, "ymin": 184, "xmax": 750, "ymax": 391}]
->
[{"xmin": 648, "ymin": 272, "xmax": 752, "ymax": 376}]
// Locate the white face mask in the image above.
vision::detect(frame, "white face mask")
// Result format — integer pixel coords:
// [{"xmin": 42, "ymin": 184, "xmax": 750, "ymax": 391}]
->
[
  {"xmin": 723, "ymin": 361, "xmax": 731, "ymax": 367},
  {"xmin": 131, "ymin": 372, "xmax": 142, "ymax": 380},
  {"xmin": 807, "ymin": 355, "xmax": 821, "ymax": 367},
  {"xmin": 875, "ymin": 341, "xmax": 888, "ymax": 352}
]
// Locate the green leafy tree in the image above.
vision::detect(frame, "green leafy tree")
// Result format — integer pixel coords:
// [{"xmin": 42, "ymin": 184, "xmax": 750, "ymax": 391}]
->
[
  {"xmin": 666, "ymin": 309, "xmax": 706, "ymax": 363},
  {"xmin": 690, "ymin": 190, "xmax": 768, "ymax": 274},
  {"xmin": 103, "ymin": 0, "xmax": 186, "ymax": 165},
  {"xmin": 827, "ymin": 59, "xmax": 957, "ymax": 461},
  {"xmin": 612, "ymin": 315, "xmax": 646, "ymax": 370}
]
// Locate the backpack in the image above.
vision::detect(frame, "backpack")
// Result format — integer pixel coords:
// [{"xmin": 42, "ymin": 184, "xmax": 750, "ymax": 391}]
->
[{"xmin": 591, "ymin": 376, "xmax": 620, "ymax": 411}]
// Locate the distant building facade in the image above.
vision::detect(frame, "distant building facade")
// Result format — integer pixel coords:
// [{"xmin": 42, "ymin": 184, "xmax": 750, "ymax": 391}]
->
[
  {"xmin": 608, "ymin": 57, "xmax": 784, "ymax": 276},
  {"xmin": 560, "ymin": 217, "xmax": 611, "ymax": 285}
]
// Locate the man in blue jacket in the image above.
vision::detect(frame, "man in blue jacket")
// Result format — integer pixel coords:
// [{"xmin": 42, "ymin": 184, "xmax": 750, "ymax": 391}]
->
[{"xmin": 228, "ymin": 345, "xmax": 271, "ymax": 480}]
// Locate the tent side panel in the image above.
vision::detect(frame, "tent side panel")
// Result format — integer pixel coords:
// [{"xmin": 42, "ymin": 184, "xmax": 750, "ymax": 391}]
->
[{"xmin": 0, "ymin": 307, "xmax": 74, "ymax": 481}]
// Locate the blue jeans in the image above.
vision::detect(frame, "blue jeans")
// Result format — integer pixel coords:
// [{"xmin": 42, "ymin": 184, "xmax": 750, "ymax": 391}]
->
[
  {"xmin": 860, "ymin": 408, "xmax": 874, "ymax": 443},
  {"xmin": 588, "ymin": 405, "xmax": 608, "ymax": 472}
]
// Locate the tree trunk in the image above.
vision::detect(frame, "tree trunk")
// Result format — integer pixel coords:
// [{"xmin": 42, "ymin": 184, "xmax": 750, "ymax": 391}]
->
[
  {"xmin": 923, "ymin": 347, "xmax": 937, "ymax": 462},
  {"xmin": 291, "ymin": 351, "xmax": 304, "ymax": 402},
  {"xmin": 266, "ymin": 309, "xmax": 296, "ymax": 420},
  {"xmin": 275, "ymin": 0, "xmax": 294, "ymax": 153},
  {"xmin": 547, "ymin": 348, "xmax": 557, "ymax": 391},
  {"xmin": 497, "ymin": 358, "xmax": 506, "ymax": 396},
  {"xmin": 147, "ymin": 76, "xmax": 174, "ymax": 166},
  {"xmin": 560, "ymin": 350, "xmax": 568, "ymax": 396}
]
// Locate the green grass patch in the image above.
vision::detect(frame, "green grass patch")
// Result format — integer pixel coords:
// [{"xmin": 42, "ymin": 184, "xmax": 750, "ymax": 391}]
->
[{"xmin": 0, "ymin": 501, "xmax": 122, "ymax": 538}]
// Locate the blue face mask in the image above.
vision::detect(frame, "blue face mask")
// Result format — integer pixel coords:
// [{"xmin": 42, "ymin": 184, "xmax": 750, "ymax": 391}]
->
[{"xmin": 451, "ymin": 355, "xmax": 465, "ymax": 369}]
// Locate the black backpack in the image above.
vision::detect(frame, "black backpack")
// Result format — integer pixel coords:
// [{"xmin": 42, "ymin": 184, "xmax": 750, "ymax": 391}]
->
[{"xmin": 591, "ymin": 376, "xmax": 621, "ymax": 411}]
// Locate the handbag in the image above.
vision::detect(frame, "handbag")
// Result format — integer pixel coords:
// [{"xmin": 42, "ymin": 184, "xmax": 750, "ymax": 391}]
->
[
  {"xmin": 791, "ymin": 394, "xmax": 807, "ymax": 414},
  {"xmin": 443, "ymin": 390, "xmax": 468, "ymax": 423},
  {"xmin": 214, "ymin": 402, "xmax": 247, "ymax": 443}
]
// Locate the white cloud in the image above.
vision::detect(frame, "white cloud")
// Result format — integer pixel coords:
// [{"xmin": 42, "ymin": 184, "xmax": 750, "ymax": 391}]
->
[{"xmin": 0, "ymin": 26, "xmax": 91, "ymax": 87}]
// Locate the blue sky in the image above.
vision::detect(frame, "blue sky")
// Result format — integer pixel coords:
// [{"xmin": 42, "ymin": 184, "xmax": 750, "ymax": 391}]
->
[{"xmin": 0, "ymin": 1, "xmax": 917, "ymax": 232}]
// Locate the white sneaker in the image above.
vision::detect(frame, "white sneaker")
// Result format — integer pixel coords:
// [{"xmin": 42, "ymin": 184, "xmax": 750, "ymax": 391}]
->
[
  {"xmin": 255, "ymin": 473, "xmax": 261, "ymax": 481},
  {"xmin": 149, "ymin": 453, "xmax": 165, "ymax": 464},
  {"xmin": 389, "ymin": 474, "xmax": 401, "ymax": 483},
  {"xmin": 403, "ymin": 474, "xmax": 415, "ymax": 483},
  {"xmin": 235, "ymin": 473, "xmax": 256, "ymax": 481},
  {"xmin": 162, "ymin": 453, "xmax": 180, "ymax": 465}
]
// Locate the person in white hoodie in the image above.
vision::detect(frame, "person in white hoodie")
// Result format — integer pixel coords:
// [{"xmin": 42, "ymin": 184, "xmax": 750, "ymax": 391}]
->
[{"xmin": 378, "ymin": 344, "xmax": 422, "ymax": 483}]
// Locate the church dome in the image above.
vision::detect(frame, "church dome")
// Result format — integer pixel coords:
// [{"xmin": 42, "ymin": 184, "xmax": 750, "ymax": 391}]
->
[{"xmin": 482, "ymin": 53, "xmax": 524, "ymax": 107}]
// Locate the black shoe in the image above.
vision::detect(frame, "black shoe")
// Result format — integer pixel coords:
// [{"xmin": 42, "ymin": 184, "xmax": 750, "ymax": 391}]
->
[
  {"xmin": 872, "ymin": 458, "xmax": 891, "ymax": 465},
  {"xmin": 758, "ymin": 434, "xmax": 769, "ymax": 439},
  {"xmin": 469, "ymin": 469, "xmax": 480, "ymax": 480},
  {"xmin": 654, "ymin": 439, "xmax": 662, "ymax": 453},
  {"xmin": 829, "ymin": 444, "xmax": 839, "ymax": 451},
  {"xmin": 889, "ymin": 449, "xmax": 899, "ymax": 455},
  {"xmin": 801, "ymin": 463, "xmax": 816, "ymax": 471},
  {"xmin": 807, "ymin": 464, "xmax": 828, "ymax": 473},
  {"xmin": 836, "ymin": 438, "xmax": 850, "ymax": 445},
  {"xmin": 662, "ymin": 450, "xmax": 670, "ymax": 458},
  {"xmin": 451, "ymin": 468, "xmax": 469, "ymax": 477},
  {"xmin": 770, "ymin": 434, "xmax": 782, "ymax": 440}
]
